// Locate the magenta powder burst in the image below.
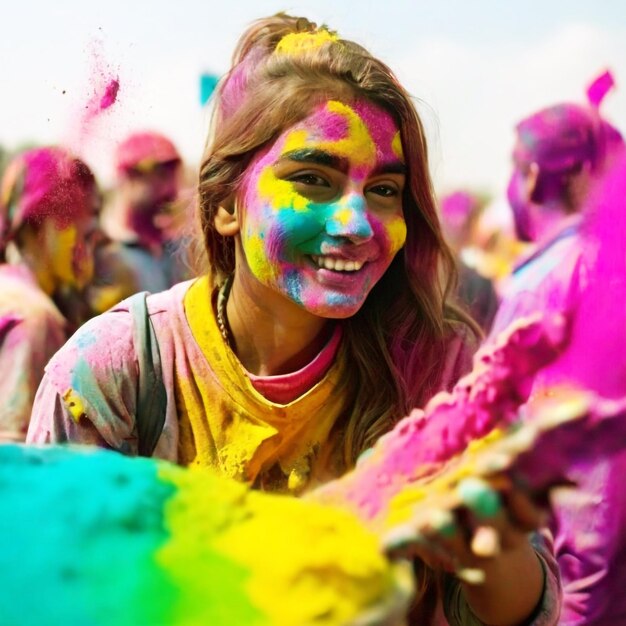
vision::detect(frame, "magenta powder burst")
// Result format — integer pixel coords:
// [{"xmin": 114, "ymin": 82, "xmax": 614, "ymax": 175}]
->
[{"xmin": 99, "ymin": 78, "xmax": 120, "ymax": 111}]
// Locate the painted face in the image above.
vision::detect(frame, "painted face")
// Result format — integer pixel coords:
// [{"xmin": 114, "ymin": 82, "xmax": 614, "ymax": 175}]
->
[
  {"xmin": 44, "ymin": 207, "xmax": 99, "ymax": 290},
  {"xmin": 237, "ymin": 99, "xmax": 407, "ymax": 318}
]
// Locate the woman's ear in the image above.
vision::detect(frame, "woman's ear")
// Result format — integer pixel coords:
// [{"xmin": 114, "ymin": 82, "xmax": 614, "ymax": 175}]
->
[{"xmin": 214, "ymin": 201, "xmax": 240, "ymax": 236}]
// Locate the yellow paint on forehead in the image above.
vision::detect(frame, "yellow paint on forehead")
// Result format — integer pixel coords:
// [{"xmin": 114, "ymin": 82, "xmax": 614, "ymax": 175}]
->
[
  {"xmin": 255, "ymin": 102, "xmax": 380, "ymax": 211},
  {"xmin": 391, "ymin": 132, "xmax": 404, "ymax": 160},
  {"xmin": 275, "ymin": 30, "xmax": 338, "ymax": 56},
  {"xmin": 283, "ymin": 100, "xmax": 378, "ymax": 169}
]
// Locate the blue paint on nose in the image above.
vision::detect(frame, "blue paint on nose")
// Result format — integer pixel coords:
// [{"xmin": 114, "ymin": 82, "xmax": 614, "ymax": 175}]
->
[{"xmin": 326, "ymin": 195, "xmax": 373, "ymax": 241}]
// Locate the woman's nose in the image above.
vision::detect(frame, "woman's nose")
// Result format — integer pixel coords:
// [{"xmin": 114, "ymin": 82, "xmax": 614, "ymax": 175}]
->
[{"xmin": 325, "ymin": 194, "xmax": 374, "ymax": 242}]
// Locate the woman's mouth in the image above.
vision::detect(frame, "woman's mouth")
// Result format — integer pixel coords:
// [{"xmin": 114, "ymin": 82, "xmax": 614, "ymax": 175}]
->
[{"xmin": 310, "ymin": 254, "xmax": 365, "ymax": 272}]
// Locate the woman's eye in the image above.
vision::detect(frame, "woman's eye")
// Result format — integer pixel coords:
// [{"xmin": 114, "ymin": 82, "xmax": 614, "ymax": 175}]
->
[
  {"xmin": 288, "ymin": 173, "xmax": 330, "ymax": 187},
  {"xmin": 368, "ymin": 184, "xmax": 398, "ymax": 198}
]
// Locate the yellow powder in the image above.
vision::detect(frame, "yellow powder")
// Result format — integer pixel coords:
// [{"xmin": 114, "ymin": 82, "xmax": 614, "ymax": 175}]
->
[
  {"xmin": 385, "ymin": 428, "xmax": 506, "ymax": 529},
  {"xmin": 62, "ymin": 388, "xmax": 86, "ymax": 423},
  {"xmin": 257, "ymin": 165, "xmax": 309, "ymax": 212},
  {"xmin": 391, "ymin": 132, "xmax": 404, "ymax": 161},
  {"xmin": 275, "ymin": 31, "xmax": 339, "ymax": 57},
  {"xmin": 159, "ymin": 463, "xmax": 411, "ymax": 626},
  {"xmin": 385, "ymin": 217, "xmax": 408, "ymax": 255},
  {"xmin": 49, "ymin": 225, "xmax": 78, "ymax": 286}
]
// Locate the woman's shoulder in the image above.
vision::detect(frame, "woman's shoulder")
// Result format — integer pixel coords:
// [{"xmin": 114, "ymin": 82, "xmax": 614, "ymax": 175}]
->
[{"xmin": 45, "ymin": 280, "xmax": 194, "ymax": 391}]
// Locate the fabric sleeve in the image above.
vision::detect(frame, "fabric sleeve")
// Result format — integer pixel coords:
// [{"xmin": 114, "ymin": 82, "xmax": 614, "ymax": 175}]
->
[
  {"xmin": 26, "ymin": 309, "xmax": 140, "ymax": 454},
  {"xmin": 442, "ymin": 531, "xmax": 561, "ymax": 626}
]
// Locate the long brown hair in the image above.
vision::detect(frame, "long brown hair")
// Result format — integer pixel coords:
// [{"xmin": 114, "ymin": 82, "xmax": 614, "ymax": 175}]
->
[{"xmin": 198, "ymin": 13, "xmax": 477, "ymax": 468}]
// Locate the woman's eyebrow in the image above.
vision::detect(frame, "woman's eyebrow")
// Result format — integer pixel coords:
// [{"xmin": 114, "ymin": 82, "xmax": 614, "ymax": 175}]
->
[
  {"xmin": 278, "ymin": 148, "xmax": 349, "ymax": 172},
  {"xmin": 277, "ymin": 148, "xmax": 406, "ymax": 177},
  {"xmin": 371, "ymin": 161, "xmax": 406, "ymax": 176}
]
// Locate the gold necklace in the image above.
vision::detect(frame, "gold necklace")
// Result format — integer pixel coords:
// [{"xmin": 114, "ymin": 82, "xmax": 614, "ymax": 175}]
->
[{"xmin": 216, "ymin": 276, "xmax": 233, "ymax": 345}]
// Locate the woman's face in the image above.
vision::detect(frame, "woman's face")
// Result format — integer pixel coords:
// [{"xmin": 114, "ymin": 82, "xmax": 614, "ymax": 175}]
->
[
  {"xmin": 43, "ymin": 195, "xmax": 100, "ymax": 290},
  {"xmin": 235, "ymin": 99, "xmax": 407, "ymax": 318}
]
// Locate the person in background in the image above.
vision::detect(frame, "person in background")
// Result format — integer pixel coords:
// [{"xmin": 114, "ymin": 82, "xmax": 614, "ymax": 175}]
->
[
  {"xmin": 95, "ymin": 131, "xmax": 188, "ymax": 307},
  {"xmin": 488, "ymin": 72, "xmax": 626, "ymax": 625},
  {"xmin": 0, "ymin": 146, "xmax": 99, "ymax": 440},
  {"xmin": 491, "ymin": 73, "xmax": 623, "ymax": 337},
  {"xmin": 439, "ymin": 190, "xmax": 498, "ymax": 332},
  {"xmin": 28, "ymin": 14, "xmax": 560, "ymax": 624}
]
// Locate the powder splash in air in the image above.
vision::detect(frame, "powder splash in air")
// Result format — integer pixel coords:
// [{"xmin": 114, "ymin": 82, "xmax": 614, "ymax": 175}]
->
[{"xmin": 99, "ymin": 78, "xmax": 120, "ymax": 111}]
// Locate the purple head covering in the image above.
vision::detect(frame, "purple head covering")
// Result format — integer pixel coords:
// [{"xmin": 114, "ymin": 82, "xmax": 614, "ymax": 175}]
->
[
  {"xmin": 0, "ymin": 147, "xmax": 96, "ymax": 256},
  {"xmin": 508, "ymin": 71, "xmax": 623, "ymax": 240}
]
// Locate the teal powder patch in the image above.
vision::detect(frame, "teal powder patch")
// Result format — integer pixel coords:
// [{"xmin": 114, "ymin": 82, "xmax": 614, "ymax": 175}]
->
[{"xmin": 0, "ymin": 444, "xmax": 177, "ymax": 626}]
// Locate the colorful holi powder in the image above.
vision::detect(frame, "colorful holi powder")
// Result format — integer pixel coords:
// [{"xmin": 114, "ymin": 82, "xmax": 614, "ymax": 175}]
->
[
  {"xmin": 0, "ymin": 444, "xmax": 412, "ymax": 626},
  {"xmin": 586, "ymin": 69, "xmax": 615, "ymax": 108},
  {"xmin": 65, "ymin": 37, "xmax": 122, "ymax": 159},
  {"xmin": 275, "ymin": 30, "xmax": 338, "ymax": 56},
  {"xmin": 239, "ymin": 99, "xmax": 406, "ymax": 317},
  {"xmin": 310, "ymin": 153, "xmax": 626, "ymax": 543},
  {"xmin": 99, "ymin": 78, "xmax": 120, "ymax": 110}
]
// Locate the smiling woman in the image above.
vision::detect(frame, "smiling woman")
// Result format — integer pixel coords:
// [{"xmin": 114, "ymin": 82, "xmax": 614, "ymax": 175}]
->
[{"xmin": 26, "ymin": 12, "xmax": 558, "ymax": 625}]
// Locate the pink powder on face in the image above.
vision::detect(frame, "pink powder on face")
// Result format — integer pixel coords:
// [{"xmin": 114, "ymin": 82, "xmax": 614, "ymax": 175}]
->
[
  {"xmin": 352, "ymin": 100, "xmax": 401, "ymax": 161},
  {"xmin": 319, "ymin": 109, "xmax": 349, "ymax": 141}
]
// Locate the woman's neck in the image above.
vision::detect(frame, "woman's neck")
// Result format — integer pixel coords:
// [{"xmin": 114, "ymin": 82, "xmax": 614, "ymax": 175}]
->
[{"xmin": 224, "ymin": 275, "xmax": 332, "ymax": 377}]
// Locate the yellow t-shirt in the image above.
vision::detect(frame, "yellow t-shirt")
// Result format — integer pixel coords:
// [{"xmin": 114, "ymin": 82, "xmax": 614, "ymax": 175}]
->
[{"xmin": 177, "ymin": 276, "xmax": 348, "ymax": 493}]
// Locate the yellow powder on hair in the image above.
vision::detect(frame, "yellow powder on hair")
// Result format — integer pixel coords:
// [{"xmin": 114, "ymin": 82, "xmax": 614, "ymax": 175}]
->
[{"xmin": 275, "ymin": 30, "xmax": 338, "ymax": 56}]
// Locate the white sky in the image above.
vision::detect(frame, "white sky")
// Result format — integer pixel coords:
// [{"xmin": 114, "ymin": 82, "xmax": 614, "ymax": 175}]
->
[{"xmin": 2, "ymin": 0, "xmax": 625, "ymax": 201}]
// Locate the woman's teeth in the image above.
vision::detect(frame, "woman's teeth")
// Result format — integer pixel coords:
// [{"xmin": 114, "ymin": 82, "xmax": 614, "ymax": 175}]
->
[{"xmin": 311, "ymin": 255, "xmax": 364, "ymax": 272}]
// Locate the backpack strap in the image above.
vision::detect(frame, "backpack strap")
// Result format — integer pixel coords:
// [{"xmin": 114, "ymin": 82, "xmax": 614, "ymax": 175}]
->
[{"xmin": 128, "ymin": 291, "xmax": 167, "ymax": 457}]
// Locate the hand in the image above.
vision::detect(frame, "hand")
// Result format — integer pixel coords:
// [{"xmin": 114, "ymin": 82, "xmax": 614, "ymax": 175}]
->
[{"xmin": 386, "ymin": 475, "xmax": 544, "ymax": 583}]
